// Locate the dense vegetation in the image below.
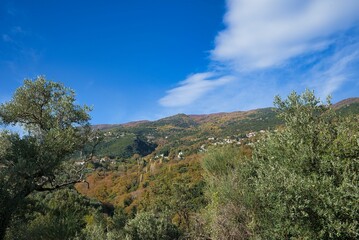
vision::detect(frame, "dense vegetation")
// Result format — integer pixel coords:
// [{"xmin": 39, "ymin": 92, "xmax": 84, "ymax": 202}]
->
[
  {"xmin": 1, "ymin": 78, "xmax": 358, "ymax": 239},
  {"xmin": 0, "ymin": 78, "xmax": 94, "ymax": 239},
  {"xmin": 93, "ymin": 134, "xmax": 157, "ymax": 159},
  {"xmin": 202, "ymin": 92, "xmax": 358, "ymax": 239}
]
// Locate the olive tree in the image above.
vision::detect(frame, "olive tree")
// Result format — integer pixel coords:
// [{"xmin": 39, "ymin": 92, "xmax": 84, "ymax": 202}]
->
[
  {"xmin": 250, "ymin": 90, "xmax": 359, "ymax": 239},
  {"xmin": 0, "ymin": 77, "xmax": 95, "ymax": 239},
  {"xmin": 202, "ymin": 90, "xmax": 358, "ymax": 239}
]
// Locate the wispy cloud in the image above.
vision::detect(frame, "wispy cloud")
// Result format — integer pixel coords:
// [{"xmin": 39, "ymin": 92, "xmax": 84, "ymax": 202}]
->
[
  {"xmin": 212, "ymin": 0, "xmax": 359, "ymax": 70},
  {"xmin": 307, "ymin": 42, "xmax": 359, "ymax": 97},
  {"xmin": 159, "ymin": 72, "xmax": 234, "ymax": 107},
  {"xmin": 159, "ymin": 0, "xmax": 359, "ymax": 111}
]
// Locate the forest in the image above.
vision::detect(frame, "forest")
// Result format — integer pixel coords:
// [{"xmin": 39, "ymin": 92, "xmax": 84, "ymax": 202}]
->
[{"xmin": 0, "ymin": 77, "xmax": 358, "ymax": 239}]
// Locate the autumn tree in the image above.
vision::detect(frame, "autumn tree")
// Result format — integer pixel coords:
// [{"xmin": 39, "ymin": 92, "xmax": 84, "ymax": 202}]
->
[{"xmin": 0, "ymin": 77, "xmax": 94, "ymax": 239}]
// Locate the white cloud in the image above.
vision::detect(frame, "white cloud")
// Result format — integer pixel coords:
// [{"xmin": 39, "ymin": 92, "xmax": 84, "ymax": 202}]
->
[
  {"xmin": 321, "ymin": 53, "xmax": 359, "ymax": 96},
  {"xmin": 159, "ymin": 0, "xmax": 359, "ymax": 110},
  {"xmin": 159, "ymin": 72, "xmax": 234, "ymax": 107},
  {"xmin": 212, "ymin": 0, "xmax": 359, "ymax": 70},
  {"xmin": 307, "ymin": 43, "xmax": 359, "ymax": 97}
]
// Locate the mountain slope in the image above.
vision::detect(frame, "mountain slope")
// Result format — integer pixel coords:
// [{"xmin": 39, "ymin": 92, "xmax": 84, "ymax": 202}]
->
[
  {"xmin": 77, "ymin": 97, "xmax": 359, "ymax": 212},
  {"xmin": 90, "ymin": 98, "xmax": 358, "ymax": 159}
]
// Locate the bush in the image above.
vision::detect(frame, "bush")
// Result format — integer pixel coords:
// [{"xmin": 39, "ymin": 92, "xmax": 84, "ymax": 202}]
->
[
  {"xmin": 125, "ymin": 211, "xmax": 181, "ymax": 240},
  {"xmin": 202, "ymin": 90, "xmax": 359, "ymax": 239}
]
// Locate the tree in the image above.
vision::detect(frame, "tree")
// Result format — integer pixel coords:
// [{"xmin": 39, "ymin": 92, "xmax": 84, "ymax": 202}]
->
[
  {"xmin": 0, "ymin": 77, "xmax": 93, "ymax": 239},
  {"xmin": 251, "ymin": 90, "xmax": 358, "ymax": 239},
  {"xmin": 202, "ymin": 90, "xmax": 359, "ymax": 239},
  {"xmin": 5, "ymin": 189, "xmax": 94, "ymax": 240}
]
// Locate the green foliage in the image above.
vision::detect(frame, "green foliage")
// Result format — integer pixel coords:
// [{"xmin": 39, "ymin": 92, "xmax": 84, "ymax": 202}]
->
[
  {"xmin": 202, "ymin": 90, "xmax": 359, "ymax": 239},
  {"xmin": 124, "ymin": 211, "xmax": 181, "ymax": 240},
  {"xmin": 5, "ymin": 189, "xmax": 93, "ymax": 240},
  {"xmin": 94, "ymin": 135, "xmax": 157, "ymax": 159},
  {"xmin": 81, "ymin": 209, "xmax": 128, "ymax": 240},
  {"xmin": 139, "ymin": 159, "xmax": 206, "ymax": 232},
  {"xmin": 80, "ymin": 207, "xmax": 183, "ymax": 240},
  {"xmin": 0, "ymin": 77, "xmax": 91, "ymax": 131},
  {"xmin": 201, "ymin": 145, "xmax": 254, "ymax": 240},
  {"xmin": 251, "ymin": 91, "xmax": 358, "ymax": 239},
  {"xmin": 221, "ymin": 108, "xmax": 282, "ymax": 135},
  {"xmin": 336, "ymin": 102, "xmax": 359, "ymax": 116},
  {"xmin": 0, "ymin": 77, "xmax": 92, "ymax": 239}
]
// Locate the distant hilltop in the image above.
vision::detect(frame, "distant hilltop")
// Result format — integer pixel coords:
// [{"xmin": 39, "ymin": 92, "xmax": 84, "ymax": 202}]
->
[
  {"xmin": 332, "ymin": 97, "xmax": 359, "ymax": 109},
  {"xmin": 92, "ymin": 97, "xmax": 359, "ymax": 130}
]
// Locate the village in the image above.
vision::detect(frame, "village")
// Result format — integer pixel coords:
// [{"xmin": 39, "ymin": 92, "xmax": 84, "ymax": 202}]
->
[{"xmin": 75, "ymin": 129, "xmax": 268, "ymax": 169}]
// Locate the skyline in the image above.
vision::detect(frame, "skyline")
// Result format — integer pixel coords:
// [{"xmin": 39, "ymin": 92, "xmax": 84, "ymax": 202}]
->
[{"xmin": 1, "ymin": 0, "xmax": 359, "ymax": 124}]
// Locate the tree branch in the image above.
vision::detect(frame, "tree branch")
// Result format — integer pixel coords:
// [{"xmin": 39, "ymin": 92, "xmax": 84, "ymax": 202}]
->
[{"xmin": 35, "ymin": 179, "xmax": 89, "ymax": 192}]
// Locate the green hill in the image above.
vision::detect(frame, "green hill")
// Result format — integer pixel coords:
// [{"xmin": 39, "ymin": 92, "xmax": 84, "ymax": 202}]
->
[
  {"xmin": 90, "ymin": 98, "xmax": 358, "ymax": 160},
  {"xmin": 94, "ymin": 133, "xmax": 157, "ymax": 159}
]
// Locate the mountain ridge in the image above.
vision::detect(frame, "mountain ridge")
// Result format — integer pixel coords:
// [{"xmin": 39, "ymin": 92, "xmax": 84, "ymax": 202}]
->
[{"xmin": 92, "ymin": 97, "xmax": 358, "ymax": 130}]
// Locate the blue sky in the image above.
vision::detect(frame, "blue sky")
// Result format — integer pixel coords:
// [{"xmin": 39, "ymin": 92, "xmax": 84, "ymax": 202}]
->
[{"xmin": 1, "ymin": 0, "xmax": 359, "ymax": 124}]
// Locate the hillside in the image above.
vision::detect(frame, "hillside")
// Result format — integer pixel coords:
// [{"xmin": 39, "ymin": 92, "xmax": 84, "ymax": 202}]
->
[
  {"xmin": 89, "ymin": 107, "xmax": 281, "ymax": 161},
  {"xmin": 332, "ymin": 97, "xmax": 359, "ymax": 108},
  {"xmin": 76, "ymin": 97, "xmax": 358, "ymax": 212},
  {"xmin": 90, "ymin": 98, "xmax": 358, "ymax": 160},
  {"xmin": 333, "ymin": 97, "xmax": 359, "ymax": 115}
]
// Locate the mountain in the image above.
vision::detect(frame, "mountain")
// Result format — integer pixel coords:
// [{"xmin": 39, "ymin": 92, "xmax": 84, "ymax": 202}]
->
[
  {"xmin": 333, "ymin": 97, "xmax": 359, "ymax": 115},
  {"xmin": 76, "ymin": 97, "xmax": 359, "ymax": 212},
  {"xmin": 89, "ymin": 97, "xmax": 358, "ymax": 161},
  {"xmin": 90, "ymin": 107, "xmax": 280, "ymax": 160},
  {"xmin": 332, "ymin": 97, "xmax": 359, "ymax": 108}
]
